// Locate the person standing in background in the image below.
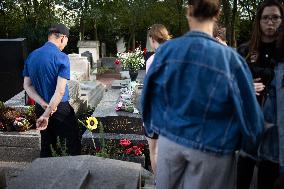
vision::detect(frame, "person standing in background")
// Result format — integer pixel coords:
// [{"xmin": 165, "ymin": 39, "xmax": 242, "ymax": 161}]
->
[
  {"xmin": 145, "ymin": 24, "xmax": 171, "ymax": 175},
  {"xmin": 237, "ymin": 1, "xmax": 283, "ymax": 188}
]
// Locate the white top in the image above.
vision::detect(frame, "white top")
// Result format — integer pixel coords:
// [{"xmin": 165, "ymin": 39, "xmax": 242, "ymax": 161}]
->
[{"xmin": 145, "ymin": 54, "xmax": 155, "ymax": 74}]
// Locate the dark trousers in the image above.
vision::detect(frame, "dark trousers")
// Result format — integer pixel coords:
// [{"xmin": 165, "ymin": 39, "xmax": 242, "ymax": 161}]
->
[
  {"xmin": 35, "ymin": 102, "xmax": 81, "ymax": 157},
  {"xmin": 237, "ymin": 155, "xmax": 279, "ymax": 189},
  {"xmin": 258, "ymin": 160, "xmax": 279, "ymax": 189}
]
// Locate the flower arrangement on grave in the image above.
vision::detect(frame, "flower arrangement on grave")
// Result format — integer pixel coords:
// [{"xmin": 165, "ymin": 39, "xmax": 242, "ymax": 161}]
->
[
  {"xmin": 115, "ymin": 81, "xmax": 139, "ymax": 113},
  {"xmin": 116, "ymin": 47, "xmax": 145, "ymax": 72},
  {"xmin": 96, "ymin": 138, "xmax": 145, "ymax": 158},
  {"xmin": 80, "ymin": 119, "xmax": 148, "ymax": 165},
  {"xmin": 13, "ymin": 117, "xmax": 32, "ymax": 132},
  {"xmin": 0, "ymin": 102, "xmax": 36, "ymax": 132}
]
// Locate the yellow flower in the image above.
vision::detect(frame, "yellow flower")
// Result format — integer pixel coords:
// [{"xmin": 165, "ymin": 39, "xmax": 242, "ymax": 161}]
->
[{"xmin": 86, "ymin": 117, "xmax": 98, "ymax": 131}]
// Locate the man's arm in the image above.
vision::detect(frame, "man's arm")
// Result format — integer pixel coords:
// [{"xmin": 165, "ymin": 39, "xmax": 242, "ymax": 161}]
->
[
  {"xmin": 23, "ymin": 77, "xmax": 48, "ymax": 108},
  {"xmin": 37, "ymin": 76, "xmax": 67, "ymax": 130}
]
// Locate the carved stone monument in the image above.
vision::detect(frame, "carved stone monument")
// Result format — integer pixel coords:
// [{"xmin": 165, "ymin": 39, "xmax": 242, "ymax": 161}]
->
[{"xmin": 77, "ymin": 41, "xmax": 100, "ymax": 69}]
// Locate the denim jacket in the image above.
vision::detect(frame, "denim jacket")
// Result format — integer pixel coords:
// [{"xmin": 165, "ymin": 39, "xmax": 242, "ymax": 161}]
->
[
  {"xmin": 259, "ymin": 62, "xmax": 284, "ymax": 174},
  {"xmin": 277, "ymin": 63, "xmax": 284, "ymax": 174},
  {"xmin": 141, "ymin": 31, "xmax": 264, "ymax": 156}
]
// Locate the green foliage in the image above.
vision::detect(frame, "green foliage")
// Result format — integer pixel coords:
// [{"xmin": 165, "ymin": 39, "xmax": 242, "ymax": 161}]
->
[
  {"xmin": 51, "ymin": 137, "xmax": 69, "ymax": 157},
  {"xmin": 26, "ymin": 105, "xmax": 35, "ymax": 117},
  {"xmin": 98, "ymin": 122, "xmax": 106, "ymax": 154},
  {"xmin": 76, "ymin": 106, "xmax": 96, "ymax": 123},
  {"xmin": 0, "ymin": 102, "xmax": 4, "ymax": 109},
  {"xmin": 97, "ymin": 67, "xmax": 115, "ymax": 75},
  {"xmin": 0, "ymin": 0, "xmax": 272, "ymax": 53}
]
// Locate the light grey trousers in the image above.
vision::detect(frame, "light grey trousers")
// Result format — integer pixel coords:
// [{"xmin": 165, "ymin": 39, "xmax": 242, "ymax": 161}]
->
[{"xmin": 156, "ymin": 136, "xmax": 235, "ymax": 189}]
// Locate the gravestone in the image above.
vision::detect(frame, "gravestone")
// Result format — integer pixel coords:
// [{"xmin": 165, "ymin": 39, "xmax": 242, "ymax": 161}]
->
[
  {"xmin": 0, "ymin": 38, "xmax": 27, "ymax": 102},
  {"xmin": 116, "ymin": 37, "xmax": 126, "ymax": 53},
  {"xmin": 77, "ymin": 41, "xmax": 100, "ymax": 69},
  {"xmin": 82, "ymin": 71, "xmax": 148, "ymax": 166},
  {"xmin": 7, "ymin": 155, "xmax": 142, "ymax": 189},
  {"xmin": 81, "ymin": 51, "xmax": 93, "ymax": 68},
  {"xmin": 0, "ymin": 129, "xmax": 40, "ymax": 162},
  {"xmin": 69, "ymin": 54, "xmax": 91, "ymax": 81},
  {"xmin": 101, "ymin": 42, "xmax": 106, "ymax": 58},
  {"xmin": 100, "ymin": 57, "xmax": 116, "ymax": 69}
]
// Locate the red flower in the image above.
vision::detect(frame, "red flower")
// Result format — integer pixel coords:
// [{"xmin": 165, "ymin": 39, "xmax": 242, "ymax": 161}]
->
[
  {"xmin": 125, "ymin": 147, "xmax": 133, "ymax": 154},
  {"xmin": 137, "ymin": 143, "xmax": 144, "ymax": 148},
  {"xmin": 95, "ymin": 147, "xmax": 101, "ymax": 153},
  {"xmin": 143, "ymin": 48, "xmax": 147, "ymax": 55},
  {"xmin": 119, "ymin": 139, "xmax": 131, "ymax": 147},
  {"xmin": 0, "ymin": 122, "xmax": 4, "ymax": 130},
  {"xmin": 134, "ymin": 148, "xmax": 142, "ymax": 156},
  {"xmin": 114, "ymin": 59, "xmax": 121, "ymax": 65}
]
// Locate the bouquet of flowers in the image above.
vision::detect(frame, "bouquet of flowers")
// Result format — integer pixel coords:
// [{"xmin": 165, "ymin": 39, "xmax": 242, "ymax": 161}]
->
[
  {"xmin": 96, "ymin": 139, "xmax": 145, "ymax": 158},
  {"xmin": 13, "ymin": 117, "xmax": 32, "ymax": 132},
  {"xmin": 115, "ymin": 81, "xmax": 139, "ymax": 114},
  {"xmin": 116, "ymin": 47, "xmax": 145, "ymax": 72}
]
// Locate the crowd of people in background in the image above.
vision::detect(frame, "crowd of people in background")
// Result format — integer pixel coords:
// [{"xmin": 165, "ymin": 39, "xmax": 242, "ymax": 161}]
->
[{"xmin": 142, "ymin": 0, "xmax": 284, "ymax": 188}]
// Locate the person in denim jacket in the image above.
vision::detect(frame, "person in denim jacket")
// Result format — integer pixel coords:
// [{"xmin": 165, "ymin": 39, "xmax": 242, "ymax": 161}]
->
[
  {"xmin": 236, "ymin": 1, "xmax": 283, "ymax": 189},
  {"xmin": 141, "ymin": 0, "xmax": 263, "ymax": 188}
]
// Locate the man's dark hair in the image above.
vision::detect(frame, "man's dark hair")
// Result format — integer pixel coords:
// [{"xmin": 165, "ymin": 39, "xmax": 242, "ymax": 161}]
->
[
  {"xmin": 188, "ymin": 0, "xmax": 220, "ymax": 20},
  {"xmin": 249, "ymin": 0, "xmax": 284, "ymax": 55}
]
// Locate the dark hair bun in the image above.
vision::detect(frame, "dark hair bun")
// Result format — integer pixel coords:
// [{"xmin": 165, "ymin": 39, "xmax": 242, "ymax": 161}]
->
[{"xmin": 189, "ymin": 0, "xmax": 220, "ymax": 19}]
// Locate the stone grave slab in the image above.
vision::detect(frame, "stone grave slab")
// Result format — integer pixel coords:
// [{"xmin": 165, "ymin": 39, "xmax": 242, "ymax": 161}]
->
[
  {"xmin": 111, "ymin": 79, "xmax": 143, "ymax": 89},
  {"xmin": 82, "ymin": 87, "xmax": 148, "ymax": 166},
  {"xmin": 0, "ymin": 130, "xmax": 40, "ymax": 162},
  {"xmin": 7, "ymin": 155, "xmax": 142, "ymax": 189},
  {"xmin": 69, "ymin": 55, "xmax": 91, "ymax": 81},
  {"xmin": 80, "ymin": 80, "xmax": 105, "ymax": 108},
  {"xmin": 78, "ymin": 41, "xmax": 100, "ymax": 66}
]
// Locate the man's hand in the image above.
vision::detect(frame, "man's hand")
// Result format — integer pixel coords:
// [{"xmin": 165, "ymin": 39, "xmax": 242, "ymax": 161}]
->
[
  {"xmin": 254, "ymin": 78, "xmax": 265, "ymax": 96},
  {"xmin": 36, "ymin": 116, "xmax": 49, "ymax": 130}
]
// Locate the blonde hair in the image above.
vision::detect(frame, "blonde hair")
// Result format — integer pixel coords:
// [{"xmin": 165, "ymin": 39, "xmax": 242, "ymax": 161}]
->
[{"xmin": 148, "ymin": 24, "xmax": 171, "ymax": 44}]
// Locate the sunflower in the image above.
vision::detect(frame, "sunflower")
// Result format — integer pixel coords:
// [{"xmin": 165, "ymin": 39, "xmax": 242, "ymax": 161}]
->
[{"xmin": 86, "ymin": 117, "xmax": 98, "ymax": 131}]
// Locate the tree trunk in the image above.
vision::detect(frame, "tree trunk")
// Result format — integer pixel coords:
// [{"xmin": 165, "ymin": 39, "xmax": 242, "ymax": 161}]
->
[
  {"xmin": 177, "ymin": 0, "xmax": 183, "ymax": 35},
  {"xmin": 80, "ymin": 18, "xmax": 85, "ymax": 41},
  {"xmin": 132, "ymin": 33, "xmax": 136, "ymax": 50},
  {"xmin": 94, "ymin": 20, "xmax": 98, "ymax": 41},
  {"xmin": 230, "ymin": 0, "xmax": 237, "ymax": 47},
  {"xmin": 221, "ymin": 0, "xmax": 232, "ymax": 45}
]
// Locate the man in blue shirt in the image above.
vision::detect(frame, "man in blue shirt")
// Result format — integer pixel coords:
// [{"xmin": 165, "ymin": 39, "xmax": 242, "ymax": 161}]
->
[{"xmin": 23, "ymin": 23, "xmax": 81, "ymax": 157}]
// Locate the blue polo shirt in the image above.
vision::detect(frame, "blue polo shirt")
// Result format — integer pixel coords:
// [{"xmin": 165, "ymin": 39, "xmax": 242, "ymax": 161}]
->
[{"xmin": 23, "ymin": 42, "xmax": 70, "ymax": 103}]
